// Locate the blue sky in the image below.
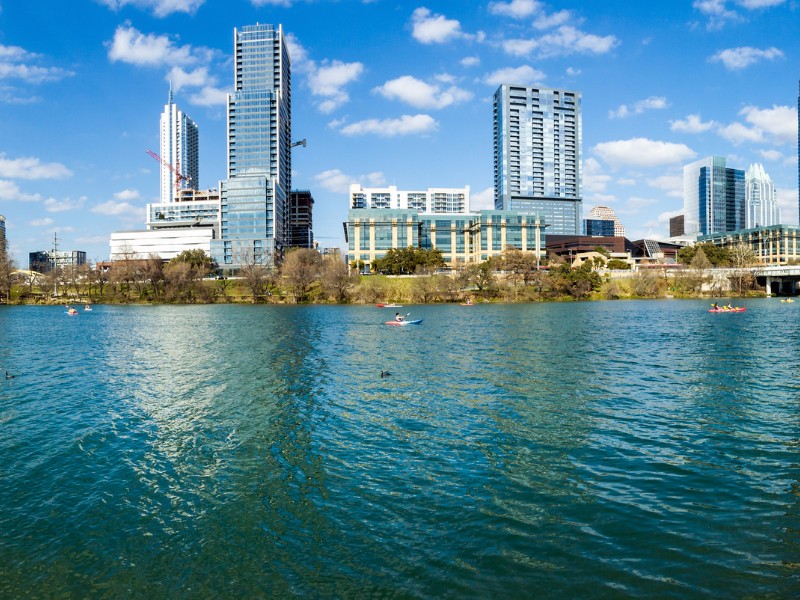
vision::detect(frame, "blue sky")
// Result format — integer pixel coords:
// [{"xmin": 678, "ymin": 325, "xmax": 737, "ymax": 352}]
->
[{"xmin": 0, "ymin": 0, "xmax": 798, "ymax": 264}]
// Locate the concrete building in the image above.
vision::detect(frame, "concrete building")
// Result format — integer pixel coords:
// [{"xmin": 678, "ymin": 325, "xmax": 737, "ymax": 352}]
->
[
  {"xmin": 110, "ymin": 229, "xmax": 215, "ymax": 261},
  {"xmin": 745, "ymin": 163, "xmax": 780, "ymax": 229},
  {"xmin": 344, "ymin": 208, "xmax": 546, "ymax": 270},
  {"xmin": 211, "ymin": 23, "xmax": 292, "ymax": 269},
  {"xmin": 159, "ymin": 87, "xmax": 199, "ymax": 203},
  {"xmin": 701, "ymin": 225, "xmax": 800, "ymax": 265},
  {"xmin": 147, "ymin": 188, "xmax": 221, "ymax": 235},
  {"xmin": 493, "ymin": 84, "xmax": 582, "ymax": 234},
  {"xmin": 683, "ymin": 156, "xmax": 745, "ymax": 237},
  {"xmin": 587, "ymin": 205, "xmax": 624, "ymax": 237},
  {"xmin": 350, "ymin": 184, "xmax": 470, "ymax": 214}
]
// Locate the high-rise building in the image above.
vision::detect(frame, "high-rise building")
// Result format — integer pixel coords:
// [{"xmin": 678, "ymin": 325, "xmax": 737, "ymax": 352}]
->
[
  {"xmin": 584, "ymin": 219, "xmax": 614, "ymax": 236},
  {"xmin": 493, "ymin": 84, "xmax": 582, "ymax": 234},
  {"xmin": 745, "ymin": 163, "xmax": 780, "ymax": 228},
  {"xmin": 669, "ymin": 215, "xmax": 685, "ymax": 237},
  {"xmin": 587, "ymin": 205, "xmax": 624, "ymax": 236},
  {"xmin": 0, "ymin": 215, "xmax": 6, "ymax": 255},
  {"xmin": 159, "ymin": 87, "xmax": 199, "ymax": 203},
  {"xmin": 349, "ymin": 184, "xmax": 471, "ymax": 213},
  {"xmin": 287, "ymin": 190, "xmax": 314, "ymax": 249},
  {"xmin": 683, "ymin": 156, "xmax": 744, "ymax": 236},
  {"xmin": 212, "ymin": 23, "xmax": 292, "ymax": 269},
  {"xmin": 797, "ymin": 80, "xmax": 799, "ymax": 225}
]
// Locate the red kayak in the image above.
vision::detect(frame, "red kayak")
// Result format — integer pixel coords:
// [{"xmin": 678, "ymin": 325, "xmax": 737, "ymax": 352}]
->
[{"xmin": 708, "ymin": 307, "xmax": 746, "ymax": 313}]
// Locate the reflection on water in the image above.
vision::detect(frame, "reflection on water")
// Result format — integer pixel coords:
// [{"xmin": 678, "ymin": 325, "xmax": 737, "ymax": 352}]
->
[{"xmin": 2, "ymin": 300, "xmax": 800, "ymax": 597}]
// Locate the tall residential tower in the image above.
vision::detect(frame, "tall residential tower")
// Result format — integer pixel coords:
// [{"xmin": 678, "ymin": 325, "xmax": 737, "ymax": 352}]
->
[
  {"xmin": 159, "ymin": 87, "xmax": 199, "ymax": 203},
  {"xmin": 683, "ymin": 156, "xmax": 745, "ymax": 236},
  {"xmin": 212, "ymin": 23, "xmax": 292, "ymax": 268},
  {"xmin": 493, "ymin": 84, "xmax": 582, "ymax": 234}
]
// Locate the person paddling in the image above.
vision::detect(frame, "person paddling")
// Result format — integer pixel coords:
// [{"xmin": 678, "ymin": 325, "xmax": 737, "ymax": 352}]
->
[{"xmin": 395, "ymin": 312, "xmax": 404, "ymax": 322}]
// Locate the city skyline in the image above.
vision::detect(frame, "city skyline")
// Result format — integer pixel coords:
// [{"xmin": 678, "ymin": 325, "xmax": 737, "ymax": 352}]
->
[{"xmin": 0, "ymin": 0, "xmax": 798, "ymax": 263}]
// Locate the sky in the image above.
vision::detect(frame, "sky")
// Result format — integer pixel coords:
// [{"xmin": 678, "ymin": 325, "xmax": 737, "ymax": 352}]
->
[{"xmin": 0, "ymin": 0, "xmax": 798, "ymax": 265}]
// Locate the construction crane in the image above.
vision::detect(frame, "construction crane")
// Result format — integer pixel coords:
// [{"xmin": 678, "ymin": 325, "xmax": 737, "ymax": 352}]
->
[
  {"xmin": 146, "ymin": 149, "xmax": 192, "ymax": 196},
  {"xmin": 291, "ymin": 139, "xmax": 307, "ymax": 148}
]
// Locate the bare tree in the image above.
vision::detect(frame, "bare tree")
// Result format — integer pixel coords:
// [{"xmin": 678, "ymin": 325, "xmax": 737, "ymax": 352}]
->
[
  {"xmin": 280, "ymin": 248, "xmax": 323, "ymax": 303},
  {"xmin": 237, "ymin": 248, "xmax": 273, "ymax": 303},
  {"xmin": 320, "ymin": 256, "xmax": 357, "ymax": 302},
  {"xmin": 728, "ymin": 243, "xmax": 757, "ymax": 295},
  {"xmin": 0, "ymin": 246, "xmax": 15, "ymax": 303}
]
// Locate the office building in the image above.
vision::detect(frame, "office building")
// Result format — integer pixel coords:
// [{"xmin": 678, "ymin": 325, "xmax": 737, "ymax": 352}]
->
[
  {"xmin": 110, "ymin": 228, "xmax": 215, "ymax": 261},
  {"xmin": 211, "ymin": 23, "xmax": 292, "ymax": 269},
  {"xmin": 159, "ymin": 87, "xmax": 199, "ymax": 203},
  {"xmin": 745, "ymin": 163, "xmax": 780, "ymax": 228},
  {"xmin": 683, "ymin": 156, "xmax": 744, "ymax": 236},
  {"xmin": 701, "ymin": 225, "xmax": 800, "ymax": 265},
  {"xmin": 28, "ymin": 250, "xmax": 86, "ymax": 273},
  {"xmin": 584, "ymin": 219, "xmax": 615, "ymax": 237},
  {"xmin": 669, "ymin": 215, "xmax": 685, "ymax": 237},
  {"xmin": 587, "ymin": 205, "xmax": 624, "ymax": 237},
  {"xmin": 493, "ymin": 84, "xmax": 582, "ymax": 234},
  {"xmin": 350, "ymin": 184, "xmax": 470, "ymax": 213},
  {"xmin": 0, "ymin": 215, "xmax": 6, "ymax": 254}
]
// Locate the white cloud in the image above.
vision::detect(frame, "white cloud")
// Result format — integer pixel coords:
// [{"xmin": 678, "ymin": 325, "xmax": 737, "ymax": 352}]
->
[
  {"xmin": 670, "ymin": 113, "xmax": 716, "ymax": 133},
  {"xmin": 0, "ymin": 44, "xmax": 74, "ymax": 84},
  {"xmin": 97, "ymin": 0, "xmax": 204, "ymax": 17},
  {"xmin": 609, "ymin": 96, "xmax": 668, "ymax": 119},
  {"xmin": 566, "ymin": 67, "xmax": 581, "ymax": 76},
  {"xmin": 307, "ymin": 59, "xmax": 364, "ymax": 113},
  {"xmin": 374, "ymin": 75, "xmax": 472, "ymax": 109},
  {"xmin": 411, "ymin": 7, "xmax": 471, "ymax": 44},
  {"xmin": 470, "ymin": 187, "xmax": 495, "ymax": 210},
  {"xmin": 91, "ymin": 200, "xmax": 141, "ymax": 216},
  {"xmin": 312, "ymin": 169, "xmax": 386, "ymax": 194},
  {"xmin": 0, "ymin": 180, "xmax": 41, "ymax": 202},
  {"xmin": 461, "ymin": 56, "xmax": 480, "ymax": 67},
  {"xmin": 617, "ymin": 178, "xmax": 636, "ymax": 186},
  {"xmin": 709, "ymin": 46, "xmax": 783, "ymax": 70},
  {"xmin": 30, "ymin": 217, "xmax": 54, "ymax": 227},
  {"xmin": 694, "ymin": 0, "xmax": 785, "ymax": 29},
  {"xmin": 643, "ymin": 209, "xmax": 683, "ymax": 232},
  {"xmin": 488, "ymin": 0, "xmax": 540, "ymax": 18},
  {"xmin": 189, "ymin": 85, "xmax": 228, "ymax": 106},
  {"xmin": 717, "ymin": 121, "xmax": 763, "ymax": 145},
  {"xmin": 739, "ymin": 105, "xmax": 797, "ymax": 143},
  {"xmin": 44, "ymin": 196, "xmax": 85, "ymax": 213},
  {"xmin": 758, "ymin": 149, "xmax": 782, "ymax": 161},
  {"xmin": 107, "ymin": 23, "xmax": 197, "ymax": 67},
  {"xmin": 0, "ymin": 153, "xmax": 72, "ymax": 179},
  {"xmin": 250, "ymin": 0, "xmax": 292, "ymax": 5},
  {"xmin": 502, "ymin": 26, "xmax": 619, "ymax": 58},
  {"xmin": 593, "ymin": 138, "xmax": 696, "ymax": 168},
  {"xmin": 583, "ymin": 157, "xmax": 612, "ymax": 193},
  {"xmin": 533, "ymin": 10, "xmax": 572, "ymax": 30},
  {"xmin": 646, "ymin": 174, "xmax": 684, "ymax": 198},
  {"xmin": 114, "ymin": 189, "xmax": 140, "ymax": 201},
  {"xmin": 166, "ymin": 66, "xmax": 210, "ymax": 91},
  {"xmin": 484, "ymin": 65, "xmax": 545, "ymax": 87},
  {"xmin": 339, "ymin": 114, "xmax": 438, "ymax": 137}
]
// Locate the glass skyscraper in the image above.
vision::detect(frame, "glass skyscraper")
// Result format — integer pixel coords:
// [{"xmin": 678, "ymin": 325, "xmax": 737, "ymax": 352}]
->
[
  {"xmin": 212, "ymin": 23, "xmax": 291, "ymax": 268},
  {"xmin": 745, "ymin": 163, "xmax": 780, "ymax": 228},
  {"xmin": 159, "ymin": 87, "xmax": 199, "ymax": 204},
  {"xmin": 493, "ymin": 84, "xmax": 582, "ymax": 235},
  {"xmin": 683, "ymin": 156, "xmax": 745, "ymax": 236}
]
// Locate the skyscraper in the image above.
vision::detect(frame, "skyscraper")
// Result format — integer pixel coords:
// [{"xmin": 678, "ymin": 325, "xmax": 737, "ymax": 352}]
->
[
  {"xmin": 159, "ymin": 87, "xmax": 199, "ymax": 203},
  {"xmin": 587, "ymin": 205, "xmax": 625, "ymax": 236},
  {"xmin": 745, "ymin": 163, "xmax": 780, "ymax": 228},
  {"xmin": 212, "ymin": 23, "xmax": 292, "ymax": 268},
  {"xmin": 493, "ymin": 84, "xmax": 582, "ymax": 234},
  {"xmin": 683, "ymin": 156, "xmax": 744, "ymax": 236},
  {"xmin": 0, "ymin": 214, "xmax": 6, "ymax": 255},
  {"xmin": 797, "ymin": 80, "xmax": 799, "ymax": 225}
]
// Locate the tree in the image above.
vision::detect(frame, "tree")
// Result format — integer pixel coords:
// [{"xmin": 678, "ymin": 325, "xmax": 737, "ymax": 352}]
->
[
  {"xmin": 678, "ymin": 242, "xmax": 729, "ymax": 267},
  {"xmin": 238, "ymin": 249, "xmax": 273, "ymax": 303},
  {"xmin": 0, "ymin": 245, "xmax": 15, "ymax": 303},
  {"xmin": 372, "ymin": 247, "xmax": 446, "ymax": 275},
  {"xmin": 168, "ymin": 249, "xmax": 216, "ymax": 278},
  {"xmin": 321, "ymin": 257, "xmax": 357, "ymax": 302},
  {"xmin": 280, "ymin": 248, "xmax": 323, "ymax": 303},
  {"xmin": 728, "ymin": 243, "xmax": 757, "ymax": 295}
]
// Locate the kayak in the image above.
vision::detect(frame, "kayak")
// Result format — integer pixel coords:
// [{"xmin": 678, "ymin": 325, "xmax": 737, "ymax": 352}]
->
[
  {"xmin": 385, "ymin": 319, "xmax": 423, "ymax": 326},
  {"xmin": 376, "ymin": 303, "xmax": 402, "ymax": 308},
  {"xmin": 708, "ymin": 307, "xmax": 746, "ymax": 313}
]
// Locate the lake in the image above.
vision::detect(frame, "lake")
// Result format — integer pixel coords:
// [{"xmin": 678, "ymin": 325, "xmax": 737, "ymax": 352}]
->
[{"xmin": 2, "ymin": 300, "xmax": 799, "ymax": 597}]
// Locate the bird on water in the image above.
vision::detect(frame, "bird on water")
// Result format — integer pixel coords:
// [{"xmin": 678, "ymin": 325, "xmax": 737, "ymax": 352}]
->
[{"xmin": 380, "ymin": 370, "xmax": 391, "ymax": 378}]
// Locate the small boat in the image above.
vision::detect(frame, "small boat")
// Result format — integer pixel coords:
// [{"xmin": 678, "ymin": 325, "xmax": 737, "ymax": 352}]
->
[
  {"xmin": 385, "ymin": 319, "xmax": 423, "ymax": 326},
  {"xmin": 66, "ymin": 308, "xmax": 79, "ymax": 316},
  {"xmin": 376, "ymin": 303, "xmax": 403, "ymax": 308},
  {"xmin": 708, "ymin": 307, "xmax": 746, "ymax": 313},
  {"xmin": 84, "ymin": 305, "xmax": 93, "ymax": 311},
  {"xmin": 781, "ymin": 298, "xmax": 795, "ymax": 303},
  {"xmin": 460, "ymin": 302, "xmax": 475, "ymax": 306}
]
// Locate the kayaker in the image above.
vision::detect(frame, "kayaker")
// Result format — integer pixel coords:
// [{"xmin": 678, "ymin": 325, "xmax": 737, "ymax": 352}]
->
[
  {"xmin": 395, "ymin": 312, "xmax": 404, "ymax": 322},
  {"xmin": 712, "ymin": 303, "xmax": 718, "ymax": 310}
]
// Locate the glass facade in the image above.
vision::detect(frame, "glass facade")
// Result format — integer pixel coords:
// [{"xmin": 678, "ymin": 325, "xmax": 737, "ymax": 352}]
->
[
  {"xmin": 159, "ymin": 89, "xmax": 199, "ymax": 204},
  {"xmin": 584, "ymin": 219, "xmax": 615, "ymax": 237},
  {"xmin": 684, "ymin": 156, "xmax": 744, "ymax": 236},
  {"xmin": 493, "ymin": 84, "xmax": 582, "ymax": 234},
  {"xmin": 213, "ymin": 23, "xmax": 291, "ymax": 269}
]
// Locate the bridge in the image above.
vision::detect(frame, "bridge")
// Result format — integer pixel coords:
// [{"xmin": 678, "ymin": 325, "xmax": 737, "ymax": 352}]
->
[{"xmin": 753, "ymin": 265, "xmax": 800, "ymax": 296}]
